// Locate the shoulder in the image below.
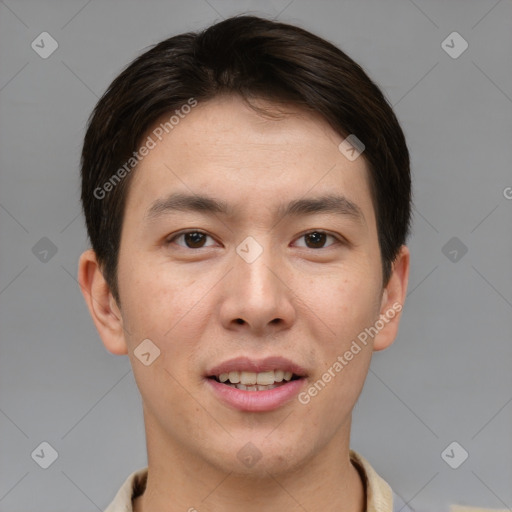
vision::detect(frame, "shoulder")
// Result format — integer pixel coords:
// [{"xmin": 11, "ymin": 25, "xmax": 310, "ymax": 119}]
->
[
  {"xmin": 350, "ymin": 449, "xmax": 414, "ymax": 512},
  {"xmin": 103, "ymin": 467, "xmax": 148, "ymax": 512}
]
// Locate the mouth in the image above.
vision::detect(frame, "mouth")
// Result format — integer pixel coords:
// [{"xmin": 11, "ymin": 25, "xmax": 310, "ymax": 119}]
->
[
  {"xmin": 205, "ymin": 356, "xmax": 308, "ymax": 412},
  {"xmin": 208, "ymin": 369, "xmax": 302, "ymax": 391}
]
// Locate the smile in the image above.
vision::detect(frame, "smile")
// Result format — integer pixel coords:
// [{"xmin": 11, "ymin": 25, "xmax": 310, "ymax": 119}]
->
[
  {"xmin": 210, "ymin": 370, "xmax": 298, "ymax": 391},
  {"xmin": 205, "ymin": 357, "xmax": 308, "ymax": 412}
]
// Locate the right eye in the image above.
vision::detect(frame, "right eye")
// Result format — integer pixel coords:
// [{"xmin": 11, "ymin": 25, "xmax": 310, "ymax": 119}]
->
[{"xmin": 166, "ymin": 230, "xmax": 218, "ymax": 249}]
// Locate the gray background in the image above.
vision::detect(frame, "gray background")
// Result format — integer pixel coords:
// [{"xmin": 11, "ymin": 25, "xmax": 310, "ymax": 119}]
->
[{"xmin": 0, "ymin": 1, "xmax": 511, "ymax": 511}]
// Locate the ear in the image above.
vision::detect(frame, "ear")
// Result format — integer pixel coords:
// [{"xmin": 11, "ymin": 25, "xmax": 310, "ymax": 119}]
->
[
  {"xmin": 77, "ymin": 249, "xmax": 128, "ymax": 355},
  {"xmin": 372, "ymin": 245, "xmax": 410, "ymax": 352}
]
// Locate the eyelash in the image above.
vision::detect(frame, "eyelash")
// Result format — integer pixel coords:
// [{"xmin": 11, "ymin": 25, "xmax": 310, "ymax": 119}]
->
[{"xmin": 166, "ymin": 229, "xmax": 343, "ymax": 250}]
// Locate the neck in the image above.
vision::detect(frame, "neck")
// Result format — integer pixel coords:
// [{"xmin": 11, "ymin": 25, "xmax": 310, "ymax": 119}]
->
[{"xmin": 133, "ymin": 412, "xmax": 365, "ymax": 512}]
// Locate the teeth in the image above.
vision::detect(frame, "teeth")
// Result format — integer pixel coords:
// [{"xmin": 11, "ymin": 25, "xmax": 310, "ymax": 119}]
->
[
  {"xmin": 240, "ymin": 371, "xmax": 257, "ymax": 385},
  {"xmin": 215, "ymin": 369, "xmax": 298, "ymax": 385},
  {"xmin": 228, "ymin": 371, "xmax": 240, "ymax": 383},
  {"xmin": 225, "ymin": 382, "xmax": 280, "ymax": 391},
  {"xmin": 256, "ymin": 371, "xmax": 275, "ymax": 385}
]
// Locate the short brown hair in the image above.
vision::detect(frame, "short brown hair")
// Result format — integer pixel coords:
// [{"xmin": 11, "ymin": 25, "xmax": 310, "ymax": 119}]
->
[{"xmin": 81, "ymin": 14, "xmax": 411, "ymax": 304}]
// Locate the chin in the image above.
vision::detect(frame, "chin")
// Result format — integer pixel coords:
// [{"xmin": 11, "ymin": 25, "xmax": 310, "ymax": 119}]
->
[{"xmin": 204, "ymin": 435, "xmax": 313, "ymax": 478}]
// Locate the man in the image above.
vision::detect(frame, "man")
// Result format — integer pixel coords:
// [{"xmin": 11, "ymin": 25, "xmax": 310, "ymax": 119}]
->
[{"xmin": 78, "ymin": 14, "xmax": 413, "ymax": 512}]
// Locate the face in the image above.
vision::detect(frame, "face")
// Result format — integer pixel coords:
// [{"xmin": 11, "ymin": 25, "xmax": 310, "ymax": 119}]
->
[{"xmin": 80, "ymin": 95, "xmax": 408, "ymax": 477}]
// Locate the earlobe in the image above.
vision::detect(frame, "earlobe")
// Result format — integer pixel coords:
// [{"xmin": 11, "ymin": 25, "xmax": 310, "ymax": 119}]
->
[
  {"xmin": 372, "ymin": 245, "xmax": 410, "ymax": 352},
  {"xmin": 77, "ymin": 249, "xmax": 128, "ymax": 355}
]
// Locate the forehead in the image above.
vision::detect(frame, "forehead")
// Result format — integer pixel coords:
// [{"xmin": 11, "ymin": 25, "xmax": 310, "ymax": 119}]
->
[
  {"xmin": 124, "ymin": 95, "xmax": 375, "ymax": 226},
  {"xmin": 168, "ymin": 95, "xmax": 341, "ymax": 153}
]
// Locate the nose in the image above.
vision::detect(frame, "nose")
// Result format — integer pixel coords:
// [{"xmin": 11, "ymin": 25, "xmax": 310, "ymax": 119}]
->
[{"xmin": 219, "ymin": 239, "xmax": 296, "ymax": 337}]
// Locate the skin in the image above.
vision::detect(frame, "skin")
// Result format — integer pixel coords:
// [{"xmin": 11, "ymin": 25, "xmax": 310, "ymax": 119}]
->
[{"xmin": 78, "ymin": 95, "xmax": 409, "ymax": 512}]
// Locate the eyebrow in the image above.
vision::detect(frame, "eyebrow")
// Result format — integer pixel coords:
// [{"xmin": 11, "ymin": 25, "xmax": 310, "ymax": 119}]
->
[{"xmin": 144, "ymin": 192, "xmax": 365, "ymax": 224}]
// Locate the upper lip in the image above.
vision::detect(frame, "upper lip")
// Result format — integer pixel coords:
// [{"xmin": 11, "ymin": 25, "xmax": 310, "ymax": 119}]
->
[{"xmin": 206, "ymin": 356, "xmax": 308, "ymax": 377}]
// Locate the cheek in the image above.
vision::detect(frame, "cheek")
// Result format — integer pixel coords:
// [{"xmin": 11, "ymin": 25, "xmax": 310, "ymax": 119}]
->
[
  {"xmin": 306, "ymin": 270, "xmax": 381, "ymax": 402},
  {"xmin": 299, "ymin": 276, "xmax": 378, "ymax": 426},
  {"xmin": 299, "ymin": 270, "xmax": 381, "ymax": 346},
  {"xmin": 121, "ymin": 257, "xmax": 198, "ymax": 331},
  {"xmin": 119, "ymin": 260, "xmax": 216, "ymax": 379},
  {"xmin": 120, "ymin": 270, "xmax": 204, "ymax": 416}
]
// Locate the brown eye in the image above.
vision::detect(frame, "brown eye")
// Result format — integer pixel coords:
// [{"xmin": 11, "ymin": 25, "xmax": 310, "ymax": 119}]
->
[
  {"xmin": 295, "ymin": 231, "xmax": 337, "ymax": 249},
  {"xmin": 168, "ymin": 231, "xmax": 216, "ymax": 249},
  {"xmin": 183, "ymin": 232, "xmax": 207, "ymax": 248},
  {"xmin": 304, "ymin": 231, "xmax": 327, "ymax": 248}
]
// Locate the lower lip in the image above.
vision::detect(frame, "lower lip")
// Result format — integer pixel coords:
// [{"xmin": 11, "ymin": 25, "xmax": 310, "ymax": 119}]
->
[{"xmin": 206, "ymin": 378, "xmax": 306, "ymax": 412}]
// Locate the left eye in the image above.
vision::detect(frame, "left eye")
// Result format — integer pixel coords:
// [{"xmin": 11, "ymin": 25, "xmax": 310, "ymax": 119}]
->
[{"xmin": 294, "ymin": 231, "xmax": 338, "ymax": 249}]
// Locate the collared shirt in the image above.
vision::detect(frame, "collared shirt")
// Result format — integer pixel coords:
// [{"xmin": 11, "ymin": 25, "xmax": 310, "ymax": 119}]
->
[{"xmin": 104, "ymin": 450, "xmax": 413, "ymax": 512}]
